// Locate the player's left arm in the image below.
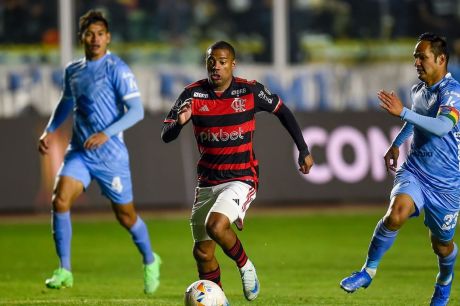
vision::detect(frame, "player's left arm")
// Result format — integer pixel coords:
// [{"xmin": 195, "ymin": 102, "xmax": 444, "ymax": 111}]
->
[
  {"xmin": 84, "ymin": 62, "xmax": 144, "ymax": 150},
  {"xmin": 102, "ymin": 98, "xmax": 144, "ymax": 137},
  {"xmin": 84, "ymin": 98, "xmax": 144, "ymax": 149},
  {"xmin": 253, "ymin": 82, "xmax": 313, "ymax": 174},
  {"xmin": 39, "ymin": 67, "xmax": 74, "ymax": 155},
  {"xmin": 378, "ymin": 89, "xmax": 457, "ymax": 137},
  {"xmin": 275, "ymin": 104, "xmax": 314, "ymax": 174}
]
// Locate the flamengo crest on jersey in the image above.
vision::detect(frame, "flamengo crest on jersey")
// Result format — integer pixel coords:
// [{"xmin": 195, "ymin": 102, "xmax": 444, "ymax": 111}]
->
[
  {"xmin": 63, "ymin": 53, "xmax": 140, "ymax": 161},
  {"xmin": 403, "ymin": 73, "xmax": 460, "ymax": 192},
  {"xmin": 164, "ymin": 77, "xmax": 282, "ymax": 188}
]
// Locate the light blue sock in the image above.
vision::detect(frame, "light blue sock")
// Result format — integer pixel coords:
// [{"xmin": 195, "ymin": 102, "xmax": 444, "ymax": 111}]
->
[
  {"xmin": 52, "ymin": 211, "xmax": 72, "ymax": 271},
  {"xmin": 437, "ymin": 243, "xmax": 458, "ymax": 285},
  {"xmin": 129, "ymin": 216, "xmax": 154, "ymax": 264},
  {"xmin": 365, "ymin": 219, "xmax": 398, "ymax": 269}
]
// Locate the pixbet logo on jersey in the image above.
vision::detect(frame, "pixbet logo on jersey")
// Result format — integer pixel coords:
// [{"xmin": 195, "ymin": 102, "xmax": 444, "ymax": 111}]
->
[{"xmin": 199, "ymin": 127, "xmax": 244, "ymax": 142}]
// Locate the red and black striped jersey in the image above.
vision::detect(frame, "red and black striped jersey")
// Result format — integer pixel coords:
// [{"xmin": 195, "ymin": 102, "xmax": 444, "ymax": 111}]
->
[{"xmin": 163, "ymin": 77, "xmax": 283, "ymax": 189}]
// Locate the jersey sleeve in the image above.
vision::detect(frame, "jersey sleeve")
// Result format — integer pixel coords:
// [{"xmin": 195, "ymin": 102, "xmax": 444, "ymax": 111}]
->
[
  {"xmin": 99, "ymin": 61, "xmax": 144, "ymax": 137},
  {"xmin": 401, "ymin": 107, "xmax": 454, "ymax": 137},
  {"xmin": 437, "ymin": 85, "xmax": 460, "ymax": 126},
  {"xmin": 161, "ymin": 89, "xmax": 192, "ymax": 142},
  {"xmin": 102, "ymin": 97, "xmax": 144, "ymax": 137},
  {"xmin": 62, "ymin": 66, "xmax": 73, "ymax": 100},
  {"xmin": 45, "ymin": 67, "xmax": 74, "ymax": 132},
  {"xmin": 112, "ymin": 61, "xmax": 141, "ymax": 103},
  {"xmin": 399, "ymin": 82, "xmax": 460, "ymax": 137},
  {"xmin": 391, "ymin": 122, "xmax": 414, "ymax": 147},
  {"xmin": 252, "ymin": 82, "xmax": 283, "ymax": 113},
  {"xmin": 163, "ymin": 90, "xmax": 192, "ymax": 123},
  {"xmin": 274, "ymin": 103, "xmax": 310, "ymax": 163}
]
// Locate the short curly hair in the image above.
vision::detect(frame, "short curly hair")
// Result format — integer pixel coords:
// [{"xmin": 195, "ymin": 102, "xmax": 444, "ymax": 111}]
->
[{"xmin": 207, "ymin": 41, "xmax": 236, "ymax": 59}]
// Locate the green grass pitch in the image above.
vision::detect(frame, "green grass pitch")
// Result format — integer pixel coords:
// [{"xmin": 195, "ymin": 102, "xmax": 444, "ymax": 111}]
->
[{"xmin": 0, "ymin": 209, "xmax": 456, "ymax": 305}]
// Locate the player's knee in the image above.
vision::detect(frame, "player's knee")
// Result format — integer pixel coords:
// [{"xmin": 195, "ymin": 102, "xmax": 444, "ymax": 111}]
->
[
  {"xmin": 383, "ymin": 213, "xmax": 405, "ymax": 230},
  {"xmin": 116, "ymin": 212, "xmax": 137, "ymax": 229},
  {"xmin": 431, "ymin": 241, "xmax": 452, "ymax": 257},
  {"xmin": 432, "ymin": 247, "xmax": 443, "ymax": 257},
  {"xmin": 113, "ymin": 203, "xmax": 137, "ymax": 229},
  {"xmin": 384, "ymin": 206, "xmax": 411, "ymax": 230},
  {"xmin": 51, "ymin": 193, "xmax": 71, "ymax": 212},
  {"xmin": 385, "ymin": 197, "xmax": 414, "ymax": 230},
  {"xmin": 432, "ymin": 245, "xmax": 448, "ymax": 257},
  {"xmin": 205, "ymin": 219, "xmax": 227, "ymax": 241},
  {"xmin": 193, "ymin": 245, "xmax": 213, "ymax": 263}
]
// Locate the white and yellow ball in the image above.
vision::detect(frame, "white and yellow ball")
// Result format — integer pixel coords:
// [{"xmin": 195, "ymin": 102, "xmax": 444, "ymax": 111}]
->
[{"xmin": 184, "ymin": 280, "xmax": 229, "ymax": 306}]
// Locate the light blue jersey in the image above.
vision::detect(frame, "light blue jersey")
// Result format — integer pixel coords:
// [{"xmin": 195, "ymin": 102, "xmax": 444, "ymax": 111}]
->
[
  {"xmin": 46, "ymin": 52, "xmax": 143, "ymax": 204},
  {"xmin": 402, "ymin": 73, "xmax": 460, "ymax": 192},
  {"xmin": 392, "ymin": 73, "xmax": 460, "ymax": 241},
  {"xmin": 49, "ymin": 52, "xmax": 142, "ymax": 161}
]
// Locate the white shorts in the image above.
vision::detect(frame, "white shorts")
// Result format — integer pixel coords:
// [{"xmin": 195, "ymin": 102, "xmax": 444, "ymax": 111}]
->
[{"xmin": 190, "ymin": 181, "xmax": 256, "ymax": 242}]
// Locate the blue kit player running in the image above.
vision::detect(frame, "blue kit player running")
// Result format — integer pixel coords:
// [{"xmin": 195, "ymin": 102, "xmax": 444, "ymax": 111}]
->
[
  {"xmin": 38, "ymin": 10, "xmax": 161, "ymax": 294},
  {"xmin": 340, "ymin": 33, "xmax": 460, "ymax": 306}
]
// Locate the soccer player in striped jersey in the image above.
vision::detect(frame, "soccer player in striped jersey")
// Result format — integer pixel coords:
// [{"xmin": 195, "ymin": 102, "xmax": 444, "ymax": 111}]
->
[
  {"xmin": 340, "ymin": 33, "xmax": 460, "ymax": 306},
  {"xmin": 38, "ymin": 10, "xmax": 161, "ymax": 294},
  {"xmin": 162, "ymin": 41, "xmax": 314, "ymax": 301}
]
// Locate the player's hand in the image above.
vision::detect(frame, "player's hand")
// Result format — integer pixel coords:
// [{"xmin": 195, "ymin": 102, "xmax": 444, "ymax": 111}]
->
[
  {"xmin": 38, "ymin": 131, "xmax": 52, "ymax": 155},
  {"xmin": 84, "ymin": 132, "xmax": 109, "ymax": 150},
  {"xmin": 378, "ymin": 90, "xmax": 404, "ymax": 117},
  {"xmin": 299, "ymin": 153, "xmax": 314, "ymax": 174},
  {"xmin": 178, "ymin": 100, "xmax": 192, "ymax": 126},
  {"xmin": 384, "ymin": 145, "xmax": 399, "ymax": 173}
]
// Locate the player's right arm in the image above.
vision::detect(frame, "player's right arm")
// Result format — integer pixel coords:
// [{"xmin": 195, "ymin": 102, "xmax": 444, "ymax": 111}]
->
[
  {"xmin": 384, "ymin": 122, "xmax": 414, "ymax": 172},
  {"xmin": 379, "ymin": 89, "xmax": 457, "ymax": 137},
  {"xmin": 38, "ymin": 68, "xmax": 74, "ymax": 155},
  {"xmin": 161, "ymin": 90, "xmax": 192, "ymax": 143}
]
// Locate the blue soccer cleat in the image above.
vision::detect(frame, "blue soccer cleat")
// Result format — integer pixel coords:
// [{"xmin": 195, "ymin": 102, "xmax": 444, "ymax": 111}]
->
[
  {"xmin": 340, "ymin": 269, "xmax": 372, "ymax": 293},
  {"xmin": 430, "ymin": 281, "xmax": 453, "ymax": 306}
]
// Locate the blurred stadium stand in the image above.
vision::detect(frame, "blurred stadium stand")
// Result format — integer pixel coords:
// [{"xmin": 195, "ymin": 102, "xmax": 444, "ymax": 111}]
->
[
  {"xmin": 1, "ymin": 0, "xmax": 460, "ymax": 211},
  {"xmin": 2, "ymin": 0, "xmax": 460, "ymax": 115}
]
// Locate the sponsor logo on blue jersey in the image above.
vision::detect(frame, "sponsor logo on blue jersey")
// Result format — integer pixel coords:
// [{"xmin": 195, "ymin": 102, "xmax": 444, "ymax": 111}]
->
[{"xmin": 410, "ymin": 150, "xmax": 433, "ymax": 158}]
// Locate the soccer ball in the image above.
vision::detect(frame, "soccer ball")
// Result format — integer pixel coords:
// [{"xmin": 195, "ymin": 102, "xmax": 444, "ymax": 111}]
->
[{"xmin": 184, "ymin": 280, "xmax": 229, "ymax": 306}]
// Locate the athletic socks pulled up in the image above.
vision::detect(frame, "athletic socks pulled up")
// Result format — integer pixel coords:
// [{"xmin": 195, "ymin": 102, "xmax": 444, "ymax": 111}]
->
[
  {"xmin": 437, "ymin": 243, "xmax": 458, "ymax": 285},
  {"xmin": 364, "ymin": 219, "xmax": 398, "ymax": 271},
  {"xmin": 52, "ymin": 211, "xmax": 72, "ymax": 271},
  {"xmin": 200, "ymin": 266, "xmax": 222, "ymax": 288},
  {"xmin": 129, "ymin": 216, "xmax": 154, "ymax": 264},
  {"xmin": 224, "ymin": 238, "xmax": 248, "ymax": 268}
]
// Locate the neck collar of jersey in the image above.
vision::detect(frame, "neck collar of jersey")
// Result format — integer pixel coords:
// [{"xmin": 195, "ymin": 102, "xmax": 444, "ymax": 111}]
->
[
  {"xmin": 207, "ymin": 76, "xmax": 234, "ymax": 95},
  {"xmin": 84, "ymin": 50, "xmax": 111, "ymax": 64},
  {"xmin": 426, "ymin": 72, "xmax": 451, "ymax": 91}
]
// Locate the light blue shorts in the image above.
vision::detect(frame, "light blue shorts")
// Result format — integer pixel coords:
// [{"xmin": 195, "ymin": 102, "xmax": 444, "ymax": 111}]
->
[
  {"xmin": 57, "ymin": 150, "xmax": 133, "ymax": 204},
  {"xmin": 391, "ymin": 169, "xmax": 460, "ymax": 242}
]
